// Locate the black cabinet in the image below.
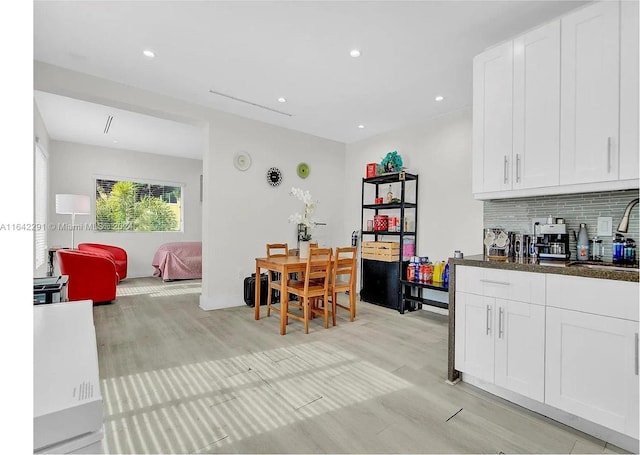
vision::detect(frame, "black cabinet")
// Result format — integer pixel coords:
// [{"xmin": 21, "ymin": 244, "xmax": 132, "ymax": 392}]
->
[
  {"xmin": 361, "ymin": 259, "xmax": 409, "ymax": 310},
  {"xmin": 359, "ymin": 171, "xmax": 418, "ymax": 312}
]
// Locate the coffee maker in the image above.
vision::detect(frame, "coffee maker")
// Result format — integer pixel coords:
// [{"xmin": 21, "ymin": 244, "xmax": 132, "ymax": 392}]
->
[{"xmin": 536, "ymin": 221, "xmax": 570, "ymax": 260}]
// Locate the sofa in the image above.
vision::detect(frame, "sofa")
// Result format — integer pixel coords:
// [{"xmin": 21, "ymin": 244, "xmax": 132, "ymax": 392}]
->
[
  {"xmin": 57, "ymin": 249, "xmax": 118, "ymax": 303},
  {"xmin": 78, "ymin": 243, "xmax": 128, "ymax": 281}
]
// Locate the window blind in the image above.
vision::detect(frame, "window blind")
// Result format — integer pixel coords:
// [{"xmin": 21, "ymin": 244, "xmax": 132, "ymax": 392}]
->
[{"xmin": 95, "ymin": 178, "xmax": 182, "ymax": 232}]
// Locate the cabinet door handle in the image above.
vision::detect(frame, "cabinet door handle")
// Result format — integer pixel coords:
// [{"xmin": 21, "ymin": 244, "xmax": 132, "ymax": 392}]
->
[
  {"xmin": 635, "ymin": 333, "xmax": 638, "ymax": 376},
  {"xmin": 480, "ymin": 279, "xmax": 511, "ymax": 286},
  {"xmin": 607, "ymin": 137, "xmax": 612, "ymax": 173},
  {"xmin": 516, "ymin": 154, "xmax": 521, "ymax": 183},
  {"xmin": 503, "ymin": 155, "xmax": 508, "ymax": 184},
  {"xmin": 498, "ymin": 307, "xmax": 504, "ymax": 339},
  {"xmin": 486, "ymin": 305, "xmax": 491, "ymax": 335}
]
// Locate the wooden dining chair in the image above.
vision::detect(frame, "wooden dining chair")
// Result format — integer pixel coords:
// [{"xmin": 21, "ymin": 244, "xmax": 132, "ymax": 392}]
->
[
  {"xmin": 266, "ymin": 243, "xmax": 288, "ymax": 317},
  {"xmin": 285, "ymin": 247, "xmax": 333, "ymax": 334},
  {"xmin": 328, "ymin": 246, "xmax": 358, "ymax": 324}
]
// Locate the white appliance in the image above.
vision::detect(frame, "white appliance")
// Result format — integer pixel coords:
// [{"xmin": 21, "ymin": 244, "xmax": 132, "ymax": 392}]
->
[{"xmin": 34, "ymin": 300, "xmax": 104, "ymax": 454}]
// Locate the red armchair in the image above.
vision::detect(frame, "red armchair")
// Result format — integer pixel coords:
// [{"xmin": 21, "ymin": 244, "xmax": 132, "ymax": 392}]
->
[
  {"xmin": 78, "ymin": 243, "xmax": 128, "ymax": 280},
  {"xmin": 57, "ymin": 250, "xmax": 118, "ymax": 303}
]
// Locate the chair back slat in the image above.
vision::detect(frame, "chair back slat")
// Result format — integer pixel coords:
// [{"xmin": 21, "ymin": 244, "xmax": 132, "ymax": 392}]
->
[
  {"xmin": 267, "ymin": 243, "xmax": 289, "ymax": 258},
  {"xmin": 304, "ymin": 247, "xmax": 332, "ymax": 292},
  {"xmin": 332, "ymin": 247, "xmax": 357, "ymax": 285}
]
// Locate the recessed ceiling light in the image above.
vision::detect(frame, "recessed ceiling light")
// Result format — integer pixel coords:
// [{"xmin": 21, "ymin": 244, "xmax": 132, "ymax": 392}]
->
[
  {"xmin": 350, "ymin": 49, "xmax": 361, "ymax": 58},
  {"xmin": 277, "ymin": 97, "xmax": 286, "ymax": 103},
  {"xmin": 435, "ymin": 95, "xmax": 444, "ymax": 102},
  {"xmin": 113, "ymin": 140, "xmax": 118, "ymax": 144},
  {"xmin": 358, "ymin": 124, "xmax": 365, "ymax": 129},
  {"xmin": 143, "ymin": 49, "xmax": 156, "ymax": 58}
]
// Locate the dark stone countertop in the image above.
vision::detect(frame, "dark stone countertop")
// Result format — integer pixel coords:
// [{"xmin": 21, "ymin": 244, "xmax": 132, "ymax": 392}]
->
[{"xmin": 450, "ymin": 254, "xmax": 639, "ymax": 283}]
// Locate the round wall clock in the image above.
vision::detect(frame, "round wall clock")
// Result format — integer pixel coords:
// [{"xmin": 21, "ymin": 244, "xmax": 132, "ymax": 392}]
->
[
  {"xmin": 233, "ymin": 152, "xmax": 252, "ymax": 171},
  {"xmin": 297, "ymin": 162, "xmax": 310, "ymax": 179},
  {"xmin": 266, "ymin": 167, "xmax": 283, "ymax": 186}
]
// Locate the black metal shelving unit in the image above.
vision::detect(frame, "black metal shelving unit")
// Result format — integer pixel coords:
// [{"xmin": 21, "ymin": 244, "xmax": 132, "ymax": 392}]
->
[{"xmin": 359, "ymin": 171, "xmax": 418, "ymax": 312}]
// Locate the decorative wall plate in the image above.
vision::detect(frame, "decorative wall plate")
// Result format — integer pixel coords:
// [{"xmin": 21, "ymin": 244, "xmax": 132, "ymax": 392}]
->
[
  {"xmin": 297, "ymin": 162, "xmax": 310, "ymax": 179},
  {"xmin": 266, "ymin": 167, "xmax": 283, "ymax": 186},
  {"xmin": 233, "ymin": 152, "xmax": 252, "ymax": 171}
]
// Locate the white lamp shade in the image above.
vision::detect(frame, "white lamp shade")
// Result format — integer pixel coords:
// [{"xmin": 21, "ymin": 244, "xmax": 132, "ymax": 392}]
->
[{"xmin": 55, "ymin": 194, "xmax": 90, "ymax": 215}]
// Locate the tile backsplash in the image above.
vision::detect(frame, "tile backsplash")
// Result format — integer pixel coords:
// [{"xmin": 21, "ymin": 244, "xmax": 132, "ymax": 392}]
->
[{"xmin": 484, "ymin": 189, "xmax": 640, "ymax": 261}]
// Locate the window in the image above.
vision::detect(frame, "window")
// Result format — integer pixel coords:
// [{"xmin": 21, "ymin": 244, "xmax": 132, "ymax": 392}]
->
[
  {"xmin": 34, "ymin": 144, "xmax": 48, "ymax": 269},
  {"xmin": 95, "ymin": 178, "xmax": 182, "ymax": 232}
]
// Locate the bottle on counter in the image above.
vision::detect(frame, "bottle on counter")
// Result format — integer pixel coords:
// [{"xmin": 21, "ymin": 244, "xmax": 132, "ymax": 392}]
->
[
  {"xmin": 613, "ymin": 234, "xmax": 625, "ymax": 263},
  {"xmin": 624, "ymin": 238, "xmax": 636, "ymax": 264},
  {"xmin": 576, "ymin": 223, "xmax": 589, "ymax": 261}
]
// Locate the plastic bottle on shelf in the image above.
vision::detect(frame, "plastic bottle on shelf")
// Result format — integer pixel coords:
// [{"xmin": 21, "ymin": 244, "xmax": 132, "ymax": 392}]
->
[
  {"xmin": 387, "ymin": 185, "xmax": 393, "ymax": 203},
  {"xmin": 424, "ymin": 264, "xmax": 431, "ymax": 283},
  {"xmin": 433, "ymin": 262, "xmax": 442, "ymax": 282},
  {"xmin": 443, "ymin": 260, "xmax": 450, "ymax": 286},
  {"xmin": 407, "ymin": 259, "xmax": 415, "ymax": 282}
]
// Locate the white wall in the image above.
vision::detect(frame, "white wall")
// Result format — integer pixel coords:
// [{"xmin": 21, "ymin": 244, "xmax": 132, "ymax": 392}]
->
[
  {"xmin": 48, "ymin": 141, "xmax": 203, "ymax": 278},
  {"xmin": 35, "ymin": 62, "xmax": 346, "ymax": 310},
  {"xmin": 201, "ymin": 117, "xmax": 345, "ymax": 309},
  {"xmin": 344, "ymin": 108, "xmax": 484, "ymax": 263}
]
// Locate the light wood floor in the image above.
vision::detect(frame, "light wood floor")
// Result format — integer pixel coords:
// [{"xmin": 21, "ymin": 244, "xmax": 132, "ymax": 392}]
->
[{"xmin": 93, "ymin": 277, "xmax": 627, "ymax": 454}]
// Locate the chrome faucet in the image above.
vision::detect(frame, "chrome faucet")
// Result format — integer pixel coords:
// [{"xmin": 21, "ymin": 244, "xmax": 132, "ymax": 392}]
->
[{"xmin": 616, "ymin": 198, "xmax": 639, "ymax": 233}]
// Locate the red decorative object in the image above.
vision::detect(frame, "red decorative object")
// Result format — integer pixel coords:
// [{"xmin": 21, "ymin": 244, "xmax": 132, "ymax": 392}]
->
[
  {"xmin": 366, "ymin": 163, "xmax": 377, "ymax": 178},
  {"xmin": 375, "ymin": 197, "xmax": 384, "ymax": 204},
  {"xmin": 374, "ymin": 215, "xmax": 389, "ymax": 231},
  {"xmin": 57, "ymin": 250, "xmax": 119, "ymax": 303},
  {"xmin": 78, "ymin": 243, "xmax": 128, "ymax": 280}
]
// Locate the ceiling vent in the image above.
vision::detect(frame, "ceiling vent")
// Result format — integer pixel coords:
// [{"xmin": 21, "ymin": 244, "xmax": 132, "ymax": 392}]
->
[
  {"xmin": 208, "ymin": 90, "xmax": 292, "ymax": 117},
  {"xmin": 104, "ymin": 115, "xmax": 113, "ymax": 134}
]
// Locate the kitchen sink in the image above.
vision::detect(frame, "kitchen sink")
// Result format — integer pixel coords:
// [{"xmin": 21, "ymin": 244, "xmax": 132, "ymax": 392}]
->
[{"xmin": 567, "ymin": 262, "xmax": 640, "ymax": 273}]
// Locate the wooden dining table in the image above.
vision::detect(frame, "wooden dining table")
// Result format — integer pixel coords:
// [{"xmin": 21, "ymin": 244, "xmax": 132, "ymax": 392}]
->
[{"xmin": 254, "ymin": 254, "xmax": 331, "ymax": 335}]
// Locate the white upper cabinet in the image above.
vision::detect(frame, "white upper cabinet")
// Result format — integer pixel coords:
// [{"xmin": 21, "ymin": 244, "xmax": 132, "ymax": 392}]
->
[
  {"xmin": 512, "ymin": 20, "xmax": 561, "ymax": 190},
  {"xmin": 473, "ymin": 20, "xmax": 561, "ymax": 196},
  {"xmin": 620, "ymin": 0, "xmax": 639, "ymax": 181},
  {"xmin": 472, "ymin": 0, "xmax": 639, "ymax": 200},
  {"xmin": 560, "ymin": 0, "xmax": 620, "ymax": 185},
  {"xmin": 472, "ymin": 41, "xmax": 513, "ymax": 194}
]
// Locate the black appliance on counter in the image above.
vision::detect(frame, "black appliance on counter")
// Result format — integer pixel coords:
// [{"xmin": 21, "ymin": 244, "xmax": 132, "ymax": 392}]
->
[{"xmin": 536, "ymin": 222, "xmax": 570, "ymax": 260}]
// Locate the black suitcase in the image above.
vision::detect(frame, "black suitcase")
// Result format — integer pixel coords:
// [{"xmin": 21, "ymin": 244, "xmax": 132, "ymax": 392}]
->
[{"xmin": 244, "ymin": 273, "xmax": 269, "ymax": 307}]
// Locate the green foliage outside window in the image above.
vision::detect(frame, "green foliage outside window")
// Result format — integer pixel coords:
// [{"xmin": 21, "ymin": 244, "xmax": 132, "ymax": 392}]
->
[{"xmin": 96, "ymin": 179, "xmax": 181, "ymax": 231}]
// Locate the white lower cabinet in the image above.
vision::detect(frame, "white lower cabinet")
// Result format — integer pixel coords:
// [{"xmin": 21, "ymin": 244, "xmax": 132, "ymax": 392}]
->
[
  {"xmin": 545, "ymin": 274, "xmax": 639, "ymax": 439},
  {"xmin": 455, "ymin": 292, "xmax": 496, "ymax": 383},
  {"xmin": 455, "ymin": 266, "xmax": 545, "ymax": 402},
  {"xmin": 494, "ymin": 298, "xmax": 545, "ymax": 401},
  {"xmin": 545, "ymin": 307, "xmax": 639, "ymax": 439},
  {"xmin": 455, "ymin": 266, "xmax": 640, "ymax": 447}
]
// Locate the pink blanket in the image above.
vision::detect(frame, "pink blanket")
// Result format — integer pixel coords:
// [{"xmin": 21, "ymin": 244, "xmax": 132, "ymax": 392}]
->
[{"xmin": 152, "ymin": 242, "xmax": 202, "ymax": 281}]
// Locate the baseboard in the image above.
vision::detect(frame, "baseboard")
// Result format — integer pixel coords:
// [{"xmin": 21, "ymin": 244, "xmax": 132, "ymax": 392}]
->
[{"xmin": 199, "ymin": 293, "xmax": 245, "ymax": 311}]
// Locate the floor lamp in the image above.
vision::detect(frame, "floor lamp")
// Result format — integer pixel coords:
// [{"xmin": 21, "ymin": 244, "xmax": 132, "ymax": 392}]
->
[{"xmin": 55, "ymin": 194, "xmax": 90, "ymax": 249}]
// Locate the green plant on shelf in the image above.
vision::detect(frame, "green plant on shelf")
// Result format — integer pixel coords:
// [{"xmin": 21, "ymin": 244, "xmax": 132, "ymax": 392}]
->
[{"xmin": 379, "ymin": 151, "xmax": 404, "ymax": 173}]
